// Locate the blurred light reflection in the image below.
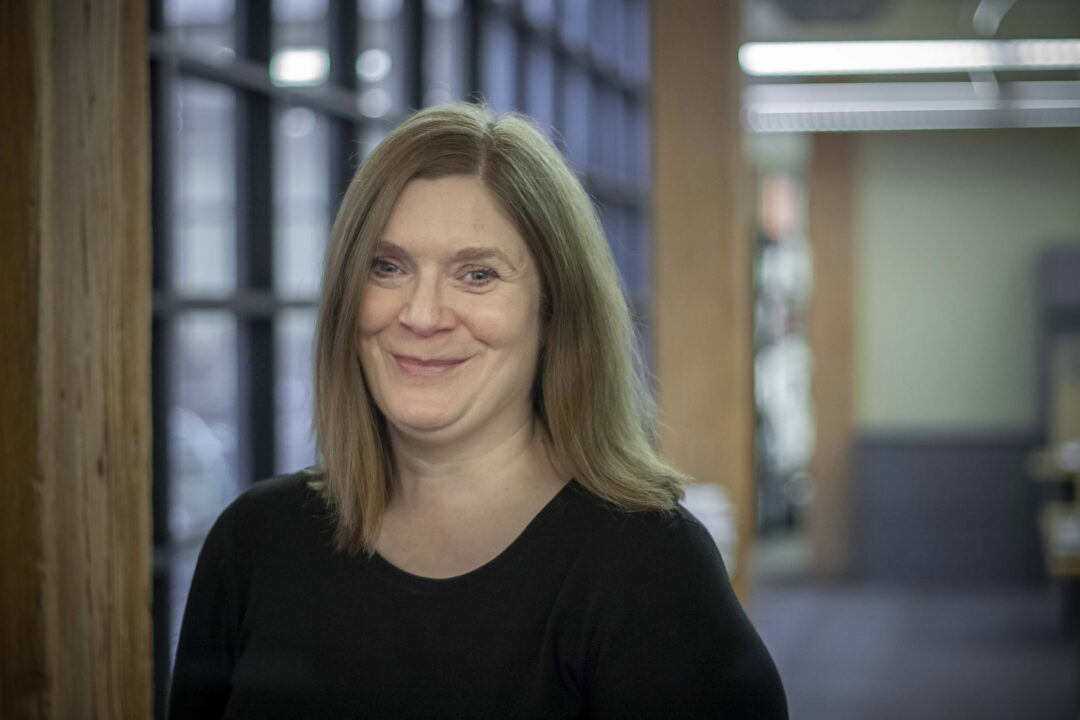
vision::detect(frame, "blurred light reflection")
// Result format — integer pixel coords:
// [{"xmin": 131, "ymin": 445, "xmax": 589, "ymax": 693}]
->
[{"xmin": 270, "ymin": 47, "xmax": 331, "ymax": 86}]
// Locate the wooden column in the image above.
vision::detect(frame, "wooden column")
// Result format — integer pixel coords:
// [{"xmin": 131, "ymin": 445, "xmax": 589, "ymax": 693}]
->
[
  {"xmin": 1, "ymin": 1, "xmax": 152, "ymax": 717},
  {"xmin": 652, "ymin": 0, "xmax": 753, "ymax": 599},
  {"xmin": 806, "ymin": 132, "xmax": 856, "ymax": 577}
]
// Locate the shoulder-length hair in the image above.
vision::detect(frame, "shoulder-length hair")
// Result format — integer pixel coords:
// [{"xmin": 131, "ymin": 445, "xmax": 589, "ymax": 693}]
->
[{"xmin": 312, "ymin": 102, "xmax": 687, "ymax": 554}]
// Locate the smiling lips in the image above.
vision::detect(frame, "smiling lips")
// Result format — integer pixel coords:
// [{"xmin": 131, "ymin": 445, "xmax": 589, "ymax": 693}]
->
[{"xmin": 392, "ymin": 354, "xmax": 469, "ymax": 378}]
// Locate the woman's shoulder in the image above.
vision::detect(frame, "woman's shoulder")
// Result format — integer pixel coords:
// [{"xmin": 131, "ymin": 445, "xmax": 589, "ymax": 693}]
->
[
  {"xmin": 562, "ymin": 481, "xmax": 729, "ymax": 578},
  {"xmin": 565, "ymin": 484, "xmax": 788, "ymax": 717},
  {"xmin": 203, "ymin": 469, "xmax": 328, "ymax": 554},
  {"xmin": 236, "ymin": 469, "xmax": 322, "ymax": 509}
]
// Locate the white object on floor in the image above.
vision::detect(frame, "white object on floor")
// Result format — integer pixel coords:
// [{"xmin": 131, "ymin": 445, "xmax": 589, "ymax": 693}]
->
[{"xmin": 682, "ymin": 483, "xmax": 738, "ymax": 576}]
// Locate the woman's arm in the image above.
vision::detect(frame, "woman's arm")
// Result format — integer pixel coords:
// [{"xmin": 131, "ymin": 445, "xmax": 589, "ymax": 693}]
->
[{"xmin": 168, "ymin": 500, "xmax": 243, "ymax": 719}]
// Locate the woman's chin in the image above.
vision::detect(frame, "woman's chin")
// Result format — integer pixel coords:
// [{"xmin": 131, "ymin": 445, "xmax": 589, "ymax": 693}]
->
[{"xmin": 385, "ymin": 406, "xmax": 463, "ymax": 436}]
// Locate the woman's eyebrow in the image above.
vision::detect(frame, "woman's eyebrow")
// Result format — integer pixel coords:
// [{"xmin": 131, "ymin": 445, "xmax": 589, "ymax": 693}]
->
[
  {"xmin": 373, "ymin": 240, "xmax": 410, "ymax": 257},
  {"xmin": 453, "ymin": 246, "xmax": 520, "ymax": 269},
  {"xmin": 374, "ymin": 241, "xmax": 521, "ymax": 271}
]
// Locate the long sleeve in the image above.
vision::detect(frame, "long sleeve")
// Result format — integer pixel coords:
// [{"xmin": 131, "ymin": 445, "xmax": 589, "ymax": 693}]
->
[
  {"xmin": 168, "ymin": 499, "xmax": 242, "ymax": 719},
  {"xmin": 585, "ymin": 512, "xmax": 788, "ymax": 719}
]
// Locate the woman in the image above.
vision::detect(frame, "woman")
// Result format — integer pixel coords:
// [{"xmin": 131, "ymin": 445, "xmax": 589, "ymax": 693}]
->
[{"xmin": 169, "ymin": 103, "xmax": 787, "ymax": 719}]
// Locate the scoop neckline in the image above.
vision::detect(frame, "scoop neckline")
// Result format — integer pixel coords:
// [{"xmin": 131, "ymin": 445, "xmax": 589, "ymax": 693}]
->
[{"xmin": 362, "ymin": 479, "xmax": 580, "ymax": 595}]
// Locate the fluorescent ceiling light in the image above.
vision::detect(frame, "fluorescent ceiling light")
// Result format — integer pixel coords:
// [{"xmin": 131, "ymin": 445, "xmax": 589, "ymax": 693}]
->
[
  {"xmin": 739, "ymin": 39, "xmax": 1080, "ymax": 76},
  {"xmin": 270, "ymin": 48, "xmax": 330, "ymax": 87},
  {"xmin": 743, "ymin": 81, "xmax": 1080, "ymax": 132}
]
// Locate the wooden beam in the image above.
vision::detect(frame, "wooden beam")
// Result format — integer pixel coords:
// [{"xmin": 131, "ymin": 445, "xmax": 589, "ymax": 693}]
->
[
  {"xmin": 0, "ymin": 1, "xmax": 152, "ymax": 717},
  {"xmin": 652, "ymin": 0, "xmax": 754, "ymax": 599},
  {"xmin": 806, "ymin": 132, "xmax": 856, "ymax": 577}
]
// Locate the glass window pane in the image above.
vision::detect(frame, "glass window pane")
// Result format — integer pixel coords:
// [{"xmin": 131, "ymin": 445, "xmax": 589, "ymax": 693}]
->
[
  {"xmin": 524, "ymin": 43, "xmax": 555, "ymax": 134},
  {"xmin": 423, "ymin": 0, "xmax": 468, "ymax": 105},
  {"xmin": 273, "ymin": 0, "xmax": 329, "ymax": 45},
  {"xmin": 275, "ymin": 105, "xmax": 331, "ymax": 300},
  {"xmin": 358, "ymin": 0, "xmax": 408, "ymax": 119},
  {"xmin": 622, "ymin": 0, "xmax": 650, "ymax": 84},
  {"xmin": 358, "ymin": 123, "xmax": 390, "ymax": 160},
  {"xmin": 560, "ymin": 0, "xmax": 589, "ymax": 50},
  {"xmin": 522, "ymin": 0, "xmax": 555, "ymax": 27},
  {"xmin": 169, "ymin": 312, "xmax": 240, "ymax": 542},
  {"xmin": 628, "ymin": 99, "xmax": 650, "ymax": 192},
  {"xmin": 614, "ymin": 91, "xmax": 631, "ymax": 184},
  {"xmin": 276, "ymin": 309, "xmax": 319, "ymax": 474},
  {"xmin": 563, "ymin": 66, "xmax": 590, "ymax": 171},
  {"xmin": 590, "ymin": 82, "xmax": 623, "ymax": 182},
  {"xmin": 164, "ymin": 0, "xmax": 236, "ymax": 56},
  {"xmin": 589, "ymin": 0, "xmax": 620, "ymax": 69},
  {"xmin": 173, "ymin": 77, "xmax": 236, "ymax": 297},
  {"xmin": 271, "ymin": 0, "xmax": 330, "ymax": 87},
  {"xmin": 480, "ymin": 17, "xmax": 517, "ymax": 114}
]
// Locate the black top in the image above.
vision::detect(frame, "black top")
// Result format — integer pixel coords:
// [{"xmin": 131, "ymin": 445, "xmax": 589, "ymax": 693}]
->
[{"xmin": 169, "ymin": 473, "xmax": 787, "ymax": 719}]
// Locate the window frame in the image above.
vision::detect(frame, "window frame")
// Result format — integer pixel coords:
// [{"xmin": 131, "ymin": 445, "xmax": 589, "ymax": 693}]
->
[{"xmin": 149, "ymin": 1, "xmax": 651, "ymax": 717}]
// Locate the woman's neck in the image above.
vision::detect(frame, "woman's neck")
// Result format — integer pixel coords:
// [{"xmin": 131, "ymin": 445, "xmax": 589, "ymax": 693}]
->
[{"xmin": 386, "ymin": 412, "xmax": 565, "ymax": 521}]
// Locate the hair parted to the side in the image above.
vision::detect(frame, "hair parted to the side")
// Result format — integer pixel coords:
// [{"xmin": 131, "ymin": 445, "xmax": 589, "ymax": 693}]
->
[{"xmin": 310, "ymin": 101, "xmax": 688, "ymax": 555}]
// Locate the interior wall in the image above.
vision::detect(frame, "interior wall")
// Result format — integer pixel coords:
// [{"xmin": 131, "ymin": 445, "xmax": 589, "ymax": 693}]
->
[
  {"xmin": 847, "ymin": 128, "xmax": 1080, "ymax": 583},
  {"xmin": 853, "ymin": 128, "xmax": 1080, "ymax": 433}
]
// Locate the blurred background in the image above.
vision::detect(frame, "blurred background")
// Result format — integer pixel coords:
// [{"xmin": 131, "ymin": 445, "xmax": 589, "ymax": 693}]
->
[{"xmin": 145, "ymin": 0, "xmax": 1080, "ymax": 717}]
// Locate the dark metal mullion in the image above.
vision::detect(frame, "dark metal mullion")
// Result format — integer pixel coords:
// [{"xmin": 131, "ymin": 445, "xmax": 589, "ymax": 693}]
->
[
  {"xmin": 551, "ymin": 14, "xmax": 567, "ymax": 153},
  {"xmin": 406, "ymin": 0, "xmax": 425, "ymax": 111},
  {"xmin": 478, "ymin": 0, "xmax": 643, "ymax": 100},
  {"xmin": 150, "ymin": 315, "xmax": 174, "ymax": 720},
  {"xmin": 147, "ymin": 35, "xmax": 405, "ymax": 125},
  {"xmin": 148, "ymin": 0, "xmax": 174, "ymax": 714},
  {"xmin": 152, "ymin": 291, "xmax": 318, "ymax": 316},
  {"xmin": 514, "ymin": 12, "xmax": 528, "ymax": 112},
  {"xmin": 328, "ymin": 0, "xmax": 358, "ymax": 211},
  {"xmin": 465, "ymin": 0, "xmax": 482, "ymax": 101},
  {"xmin": 235, "ymin": 0, "xmax": 276, "ymax": 488}
]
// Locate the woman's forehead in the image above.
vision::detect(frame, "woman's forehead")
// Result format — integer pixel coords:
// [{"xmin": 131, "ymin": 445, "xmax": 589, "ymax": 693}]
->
[{"xmin": 379, "ymin": 176, "xmax": 533, "ymax": 266}]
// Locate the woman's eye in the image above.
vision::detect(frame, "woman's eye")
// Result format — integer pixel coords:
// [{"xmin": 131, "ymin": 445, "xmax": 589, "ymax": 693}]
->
[
  {"xmin": 371, "ymin": 259, "xmax": 400, "ymax": 277},
  {"xmin": 463, "ymin": 267, "xmax": 497, "ymax": 286}
]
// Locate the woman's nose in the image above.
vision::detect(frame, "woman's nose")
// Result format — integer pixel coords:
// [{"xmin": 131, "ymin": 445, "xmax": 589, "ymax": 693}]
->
[{"xmin": 398, "ymin": 276, "xmax": 453, "ymax": 336}]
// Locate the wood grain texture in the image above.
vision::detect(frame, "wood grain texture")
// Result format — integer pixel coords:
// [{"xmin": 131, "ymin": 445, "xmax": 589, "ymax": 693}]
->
[
  {"xmin": 652, "ymin": 0, "xmax": 754, "ymax": 600},
  {"xmin": 1, "ymin": 0, "xmax": 48, "ymax": 716},
  {"xmin": 806, "ymin": 133, "xmax": 856, "ymax": 577},
  {"xmin": 1, "ymin": 1, "xmax": 152, "ymax": 717}
]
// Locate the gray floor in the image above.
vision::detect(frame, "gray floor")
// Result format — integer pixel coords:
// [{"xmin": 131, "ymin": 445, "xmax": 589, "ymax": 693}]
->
[{"xmin": 751, "ymin": 578, "xmax": 1078, "ymax": 720}]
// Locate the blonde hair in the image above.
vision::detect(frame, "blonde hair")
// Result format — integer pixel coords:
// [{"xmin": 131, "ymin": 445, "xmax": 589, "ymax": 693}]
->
[{"xmin": 312, "ymin": 102, "xmax": 686, "ymax": 554}]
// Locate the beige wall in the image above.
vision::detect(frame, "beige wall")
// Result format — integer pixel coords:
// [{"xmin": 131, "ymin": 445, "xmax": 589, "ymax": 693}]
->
[{"xmin": 853, "ymin": 128, "xmax": 1080, "ymax": 432}]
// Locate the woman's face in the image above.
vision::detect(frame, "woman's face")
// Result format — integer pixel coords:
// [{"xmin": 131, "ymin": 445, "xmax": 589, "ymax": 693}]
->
[{"xmin": 358, "ymin": 175, "xmax": 543, "ymax": 445}]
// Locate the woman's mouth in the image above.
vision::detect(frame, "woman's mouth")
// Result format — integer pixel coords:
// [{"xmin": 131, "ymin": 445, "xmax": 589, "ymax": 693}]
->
[{"xmin": 392, "ymin": 354, "xmax": 469, "ymax": 378}]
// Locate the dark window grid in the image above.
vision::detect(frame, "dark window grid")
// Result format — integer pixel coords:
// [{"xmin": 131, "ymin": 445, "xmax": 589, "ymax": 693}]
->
[
  {"xmin": 147, "ymin": 3, "xmax": 650, "ymax": 547},
  {"xmin": 153, "ymin": 292, "xmax": 318, "ymax": 316},
  {"xmin": 328, "ymin": 0, "xmax": 359, "ymax": 204},
  {"xmin": 149, "ymin": 0, "xmax": 368, "ymax": 714},
  {"xmin": 474, "ymin": 1, "xmax": 648, "ymax": 207},
  {"xmin": 477, "ymin": 0, "xmax": 652, "ymax": 368},
  {"xmin": 149, "ymin": 0, "xmax": 649, "ymax": 716},
  {"xmin": 233, "ymin": 2, "xmax": 277, "ymax": 493},
  {"xmin": 148, "ymin": 34, "xmax": 405, "ymax": 128},
  {"xmin": 479, "ymin": 0, "xmax": 648, "ymax": 100},
  {"xmin": 149, "ymin": 5, "xmax": 175, "ymax": 716}
]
